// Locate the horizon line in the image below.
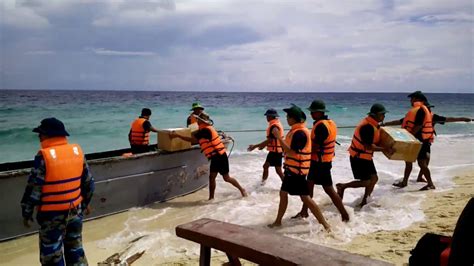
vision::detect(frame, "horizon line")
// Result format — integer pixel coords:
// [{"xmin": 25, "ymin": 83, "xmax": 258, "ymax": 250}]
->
[{"xmin": 1, "ymin": 88, "xmax": 473, "ymax": 94}]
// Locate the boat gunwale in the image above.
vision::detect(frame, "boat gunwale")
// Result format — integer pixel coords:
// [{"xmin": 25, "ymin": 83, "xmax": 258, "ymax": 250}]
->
[{"xmin": 0, "ymin": 145, "xmax": 203, "ymax": 178}]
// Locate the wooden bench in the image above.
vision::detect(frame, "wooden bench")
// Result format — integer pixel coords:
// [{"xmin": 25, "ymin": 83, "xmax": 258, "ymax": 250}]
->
[{"xmin": 176, "ymin": 218, "xmax": 393, "ymax": 266}]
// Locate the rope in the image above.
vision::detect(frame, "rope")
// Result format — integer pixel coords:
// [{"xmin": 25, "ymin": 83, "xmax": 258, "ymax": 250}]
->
[
  {"xmin": 227, "ymin": 137, "xmax": 235, "ymax": 158},
  {"xmin": 223, "ymin": 125, "xmax": 357, "ymax": 133}
]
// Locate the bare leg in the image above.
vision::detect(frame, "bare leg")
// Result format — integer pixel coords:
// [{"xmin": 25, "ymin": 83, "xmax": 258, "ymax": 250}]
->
[
  {"xmin": 360, "ymin": 175, "xmax": 378, "ymax": 207},
  {"xmin": 301, "ymin": 196, "xmax": 330, "ymax": 231},
  {"xmin": 323, "ymin": 185, "xmax": 349, "ymax": 222},
  {"xmin": 416, "ymin": 170, "xmax": 427, "ymax": 183},
  {"xmin": 268, "ymin": 190, "xmax": 288, "ymax": 227},
  {"xmin": 261, "ymin": 162, "xmax": 270, "ymax": 183},
  {"xmin": 208, "ymin": 172, "xmax": 218, "ymax": 200},
  {"xmin": 336, "ymin": 180, "xmax": 370, "ymax": 200},
  {"xmin": 417, "ymin": 157, "xmax": 429, "ymax": 182},
  {"xmin": 275, "ymin": 166, "xmax": 284, "ymax": 181},
  {"xmin": 222, "ymin": 173, "xmax": 247, "ymax": 197},
  {"xmin": 292, "ymin": 181, "xmax": 313, "ymax": 219},
  {"xmin": 418, "ymin": 157, "xmax": 435, "ymax": 190},
  {"xmin": 394, "ymin": 162, "xmax": 412, "ymax": 187}
]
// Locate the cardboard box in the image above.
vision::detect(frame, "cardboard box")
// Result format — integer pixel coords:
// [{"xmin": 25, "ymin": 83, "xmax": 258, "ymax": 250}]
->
[
  {"xmin": 188, "ymin": 123, "xmax": 199, "ymax": 133},
  {"xmin": 379, "ymin": 127, "xmax": 422, "ymax": 162},
  {"xmin": 157, "ymin": 128, "xmax": 192, "ymax": 152}
]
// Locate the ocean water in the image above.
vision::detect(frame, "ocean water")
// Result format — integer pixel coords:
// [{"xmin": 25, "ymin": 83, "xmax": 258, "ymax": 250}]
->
[
  {"xmin": 1, "ymin": 90, "xmax": 473, "ymax": 262},
  {"xmin": 1, "ymin": 90, "xmax": 473, "ymax": 163}
]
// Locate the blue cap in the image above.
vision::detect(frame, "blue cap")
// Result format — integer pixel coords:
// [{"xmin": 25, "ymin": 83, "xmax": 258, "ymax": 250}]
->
[{"xmin": 264, "ymin": 108, "xmax": 279, "ymax": 117}]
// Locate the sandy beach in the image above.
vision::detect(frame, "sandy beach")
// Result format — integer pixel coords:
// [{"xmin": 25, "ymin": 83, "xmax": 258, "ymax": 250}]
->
[
  {"xmin": 1, "ymin": 168, "xmax": 472, "ymax": 266},
  {"xmin": 164, "ymin": 169, "xmax": 474, "ymax": 265},
  {"xmin": 338, "ymin": 170, "xmax": 474, "ymax": 265}
]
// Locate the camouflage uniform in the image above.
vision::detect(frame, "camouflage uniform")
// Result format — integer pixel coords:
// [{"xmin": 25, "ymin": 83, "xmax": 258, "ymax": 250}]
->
[{"xmin": 21, "ymin": 153, "xmax": 94, "ymax": 265}]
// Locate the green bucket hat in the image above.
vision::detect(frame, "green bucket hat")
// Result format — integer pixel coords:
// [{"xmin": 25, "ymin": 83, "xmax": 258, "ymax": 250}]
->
[
  {"xmin": 368, "ymin": 103, "xmax": 388, "ymax": 116},
  {"xmin": 190, "ymin": 102, "xmax": 204, "ymax": 111},
  {"xmin": 283, "ymin": 104, "xmax": 306, "ymax": 122},
  {"xmin": 307, "ymin": 100, "xmax": 329, "ymax": 112}
]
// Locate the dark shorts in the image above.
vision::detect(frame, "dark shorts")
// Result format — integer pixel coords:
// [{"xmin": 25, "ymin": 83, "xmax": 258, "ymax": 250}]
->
[
  {"xmin": 350, "ymin": 156, "xmax": 377, "ymax": 181},
  {"xmin": 417, "ymin": 142, "xmax": 431, "ymax": 160},
  {"xmin": 210, "ymin": 153, "xmax": 230, "ymax": 175},
  {"xmin": 130, "ymin": 144, "xmax": 149, "ymax": 154},
  {"xmin": 281, "ymin": 171, "xmax": 309, "ymax": 196},
  {"xmin": 307, "ymin": 161, "xmax": 333, "ymax": 186},
  {"xmin": 265, "ymin": 152, "xmax": 283, "ymax": 167}
]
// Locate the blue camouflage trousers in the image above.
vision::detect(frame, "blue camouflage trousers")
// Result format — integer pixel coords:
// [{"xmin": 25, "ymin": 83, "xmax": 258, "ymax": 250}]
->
[{"xmin": 37, "ymin": 208, "xmax": 87, "ymax": 266}]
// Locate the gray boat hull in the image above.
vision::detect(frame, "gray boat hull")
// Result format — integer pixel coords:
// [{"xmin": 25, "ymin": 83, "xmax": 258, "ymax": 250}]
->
[{"xmin": 0, "ymin": 141, "xmax": 229, "ymax": 241}]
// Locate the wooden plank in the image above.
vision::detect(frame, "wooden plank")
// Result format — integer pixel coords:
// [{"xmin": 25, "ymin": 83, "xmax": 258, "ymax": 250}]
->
[{"xmin": 176, "ymin": 218, "xmax": 393, "ymax": 266}]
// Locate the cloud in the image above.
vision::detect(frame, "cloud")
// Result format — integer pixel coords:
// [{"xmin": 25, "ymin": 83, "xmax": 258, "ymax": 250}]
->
[
  {"xmin": 90, "ymin": 48, "xmax": 157, "ymax": 57},
  {"xmin": 1, "ymin": 0, "xmax": 50, "ymax": 29},
  {"xmin": 1, "ymin": 0, "xmax": 472, "ymax": 92}
]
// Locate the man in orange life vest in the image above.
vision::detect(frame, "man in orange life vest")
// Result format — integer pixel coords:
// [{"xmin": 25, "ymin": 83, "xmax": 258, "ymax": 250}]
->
[
  {"xmin": 21, "ymin": 118, "xmax": 95, "ymax": 265},
  {"xmin": 385, "ymin": 91, "xmax": 435, "ymax": 190},
  {"xmin": 187, "ymin": 102, "xmax": 204, "ymax": 127},
  {"xmin": 414, "ymin": 101, "xmax": 472, "ymax": 184},
  {"xmin": 336, "ymin": 104, "xmax": 393, "ymax": 207},
  {"xmin": 386, "ymin": 91, "xmax": 472, "ymax": 190},
  {"xmin": 247, "ymin": 108, "xmax": 285, "ymax": 184},
  {"xmin": 292, "ymin": 100, "xmax": 349, "ymax": 222},
  {"xmin": 268, "ymin": 104, "xmax": 330, "ymax": 231},
  {"xmin": 170, "ymin": 112, "xmax": 247, "ymax": 200},
  {"xmin": 129, "ymin": 108, "xmax": 159, "ymax": 154}
]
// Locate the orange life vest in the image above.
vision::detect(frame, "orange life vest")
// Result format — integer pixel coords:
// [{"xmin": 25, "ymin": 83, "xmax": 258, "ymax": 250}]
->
[
  {"xmin": 284, "ymin": 122, "xmax": 312, "ymax": 175},
  {"xmin": 402, "ymin": 101, "xmax": 434, "ymax": 143},
  {"xmin": 130, "ymin": 118, "xmax": 150, "ymax": 145},
  {"xmin": 348, "ymin": 116, "xmax": 380, "ymax": 161},
  {"xmin": 39, "ymin": 137, "xmax": 84, "ymax": 212},
  {"xmin": 266, "ymin": 119, "xmax": 284, "ymax": 153},
  {"xmin": 311, "ymin": 119, "xmax": 337, "ymax": 162},
  {"xmin": 198, "ymin": 125, "xmax": 226, "ymax": 158}
]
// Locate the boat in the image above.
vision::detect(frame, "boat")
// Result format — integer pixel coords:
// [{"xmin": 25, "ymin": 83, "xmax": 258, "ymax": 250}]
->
[{"xmin": 0, "ymin": 134, "xmax": 233, "ymax": 242}]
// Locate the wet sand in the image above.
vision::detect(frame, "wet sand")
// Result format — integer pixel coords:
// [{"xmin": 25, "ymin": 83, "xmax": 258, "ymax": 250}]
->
[
  {"xmin": 1, "ymin": 170, "xmax": 472, "ymax": 265},
  {"xmin": 165, "ymin": 170, "xmax": 474, "ymax": 266},
  {"xmin": 336, "ymin": 170, "xmax": 473, "ymax": 265}
]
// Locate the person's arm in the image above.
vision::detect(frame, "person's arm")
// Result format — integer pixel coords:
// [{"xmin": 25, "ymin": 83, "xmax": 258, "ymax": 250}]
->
[
  {"xmin": 272, "ymin": 127, "xmax": 292, "ymax": 153},
  {"xmin": 313, "ymin": 123, "xmax": 329, "ymax": 149},
  {"xmin": 81, "ymin": 158, "xmax": 95, "ymax": 215},
  {"xmin": 249, "ymin": 125, "xmax": 281, "ymax": 151},
  {"xmin": 170, "ymin": 132, "xmax": 195, "ymax": 143},
  {"xmin": 21, "ymin": 154, "xmax": 45, "ymax": 227},
  {"xmin": 360, "ymin": 125, "xmax": 390, "ymax": 153},
  {"xmin": 248, "ymin": 139, "xmax": 269, "ymax": 151},
  {"xmin": 290, "ymin": 131, "xmax": 307, "ymax": 152},
  {"xmin": 149, "ymin": 123, "xmax": 160, "ymax": 133},
  {"xmin": 272, "ymin": 128, "xmax": 307, "ymax": 153},
  {"xmin": 383, "ymin": 118, "xmax": 403, "ymax": 126},
  {"xmin": 143, "ymin": 120, "xmax": 159, "ymax": 133},
  {"xmin": 445, "ymin": 117, "xmax": 472, "ymax": 123},
  {"xmin": 170, "ymin": 128, "xmax": 207, "ymax": 143},
  {"xmin": 186, "ymin": 116, "xmax": 192, "ymax": 127}
]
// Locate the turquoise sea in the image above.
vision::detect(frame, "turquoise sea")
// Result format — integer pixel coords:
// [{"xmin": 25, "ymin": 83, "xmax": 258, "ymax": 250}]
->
[
  {"xmin": 1, "ymin": 90, "xmax": 474, "ymax": 263},
  {"xmin": 1, "ymin": 90, "xmax": 473, "ymax": 163}
]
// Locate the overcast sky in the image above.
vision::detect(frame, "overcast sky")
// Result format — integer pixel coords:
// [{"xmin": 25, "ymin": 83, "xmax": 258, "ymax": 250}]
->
[{"xmin": 1, "ymin": 0, "xmax": 473, "ymax": 92}]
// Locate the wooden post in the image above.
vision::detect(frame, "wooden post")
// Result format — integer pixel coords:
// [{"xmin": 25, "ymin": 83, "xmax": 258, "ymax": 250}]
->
[{"xmin": 200, "ymin": 245, "xmax": 211, "ymax": 266}]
